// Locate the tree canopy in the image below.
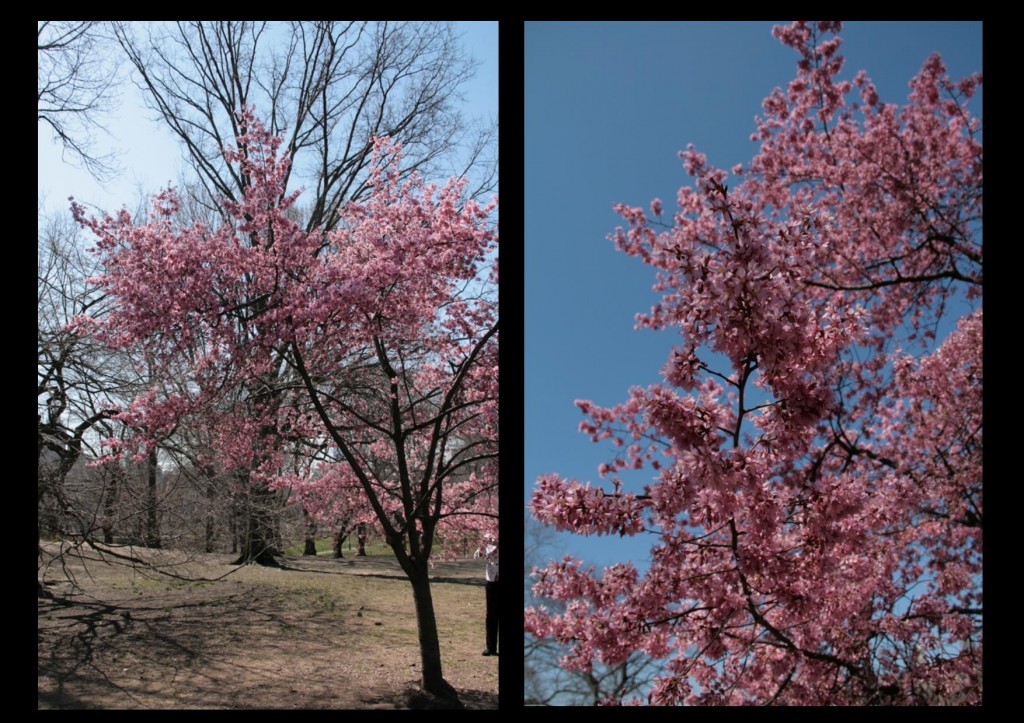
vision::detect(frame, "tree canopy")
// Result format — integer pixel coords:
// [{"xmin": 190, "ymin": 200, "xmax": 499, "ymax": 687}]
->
[
  {"xmin": 527, "ymin": 21, "xmax": 981, "ymax": 706},
  {"xmin": 75, "ymin": 110, "xmax": 498, "ymax": 704}
]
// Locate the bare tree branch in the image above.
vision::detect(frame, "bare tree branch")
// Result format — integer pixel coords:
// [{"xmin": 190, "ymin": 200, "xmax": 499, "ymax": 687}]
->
[{"xmin": 38, "ymin": 21, "xmax": 123, "ymax": 181}]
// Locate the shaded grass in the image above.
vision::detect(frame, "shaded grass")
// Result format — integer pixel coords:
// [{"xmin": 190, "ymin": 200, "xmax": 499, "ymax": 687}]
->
[{"xmin": 37, "ymin": 544, "xmax": 496, "ymax": 709}]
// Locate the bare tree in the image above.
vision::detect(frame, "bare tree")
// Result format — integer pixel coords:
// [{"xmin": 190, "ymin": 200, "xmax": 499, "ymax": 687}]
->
[
  {"xmin": 115, "ymin": 21, "xmax": 496, "ymax": 232},
  {"xmin": 104, "ymin": 21, "xmax": 497, "ymax": 571},
  {"xmin": 37, "ymin": 210, "xmax": 131, "ymax": 599},
  {"xmin": 38, "ymin": 21, "xmax": 122, "ymax": 181},
  {"xmin": 38, "ymin": 208, "xmax": 200, "ymax": 583},
  {"xmin": 38, "ymin": 211, "xmax": 119, "ymax": 541}
]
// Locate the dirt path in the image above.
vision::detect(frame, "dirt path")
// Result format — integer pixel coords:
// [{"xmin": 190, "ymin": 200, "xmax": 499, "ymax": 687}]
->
[{"xmin": 38, "ymin": 544, "xmax": 498, "ymax": 709}]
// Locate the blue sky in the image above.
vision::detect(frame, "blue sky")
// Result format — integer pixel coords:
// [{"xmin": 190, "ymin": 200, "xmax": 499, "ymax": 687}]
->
[
  {"xmin": 38, "ymin": 21, "xmax": 497, "ymax": 217},
  {"xmin": 524, "ymin": 21, "xmax": 982, "ymax": 573}
]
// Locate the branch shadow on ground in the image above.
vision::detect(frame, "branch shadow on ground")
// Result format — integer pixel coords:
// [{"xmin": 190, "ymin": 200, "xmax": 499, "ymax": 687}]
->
[
  {"xmin": 38, "ymin": 560, "xmax": 494, "ymax": 709},
  {"xmin": 276, "ymin": 556, "xmax": 486, "ymax": 588}
]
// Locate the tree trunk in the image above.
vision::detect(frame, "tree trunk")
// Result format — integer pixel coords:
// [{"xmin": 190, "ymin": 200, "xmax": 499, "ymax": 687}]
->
[
  {"xmin": 233, "ymin": 511, "xmax": 280, "ymax": 566},
  {"xmin": 408, "ymin": 564, "xmax": 462, "ymax": 707},
  {"xmin": 231, "ymin": 475, "xmax": 279, "ymax": 566},
  {"xmin": 144, "ymin": 447, "xmax": 161, "ymax": 548},
  {"xmin": 204, "ymin": 477, "xmax": 216, "ymax": 553},
  {"xmin": 356, "ymin": 523, "xmax": 367, "ymax": 556},
  {"xmin": 38, "ymin": 469, "xmax": 56, "ymax": 542},
  {"xmin": 332, "ymin": 530, "xmax": 345, "ymax": 558},
  {"xmin": 303, "ymin": 508, "xmax": 318, "ymax": 556},
  {"xmin": 101, "ymin": 466, "xmax": 120, "ymax": 544},
  {"xmin": 205, "ymin": 518, "xmax": 216, "ymax": 553}
]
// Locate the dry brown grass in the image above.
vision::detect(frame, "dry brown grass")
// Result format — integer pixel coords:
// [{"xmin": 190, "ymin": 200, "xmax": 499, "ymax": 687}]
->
[{"xmin": 37, "ymin": 542, "xmax": 497, "ymax": 709}]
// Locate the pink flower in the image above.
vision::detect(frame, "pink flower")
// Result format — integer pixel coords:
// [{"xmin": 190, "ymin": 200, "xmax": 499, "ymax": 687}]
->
[{"xmin": 530, "ymin": 21, "xmax": 982, "ymax": 705}]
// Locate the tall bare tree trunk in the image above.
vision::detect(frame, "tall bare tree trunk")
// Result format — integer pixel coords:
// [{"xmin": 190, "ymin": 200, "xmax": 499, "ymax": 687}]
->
[
  {"xmin": 101, "ymin": 466, "xmax": 120, "ymax": 544},
  {"xmin": 356, "ymin": 523, "xmax": 367, "ymax": 556},
  {"xmin": 408, "ymin": 565, "xmax": 461, "ymax": 707},
  {"xmin": 144, "ymin": 447, "xmax": 161, "ymax": 548},
  {"xmin": 231, "ymin": 474, "xmax": 279, "ymax": 566},
  {"xmin": 387, "ymin": 529, "xmax": 462, "ymax": 708},
  {"xmin": 303, "ymin": 508, "xmax": 318, "ymax": 556},
  {"xmin": 204, "ymin": 475, "xmax": 217, "ymax": 553},
  {"xmin": 332, "ymin": 527, "xmax": 346, "ymax": 559}
]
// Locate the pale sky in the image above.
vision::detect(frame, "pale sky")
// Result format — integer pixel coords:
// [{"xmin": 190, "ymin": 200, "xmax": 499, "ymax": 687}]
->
[{"xmin": 38, "ymin": 21, "xmax": 498, "ymax": 218}]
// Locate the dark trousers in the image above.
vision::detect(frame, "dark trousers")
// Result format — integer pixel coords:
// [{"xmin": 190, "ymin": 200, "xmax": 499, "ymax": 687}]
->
[{"xmin": 485, "ymin": 579, "xmax": 499, "ymax": 653}]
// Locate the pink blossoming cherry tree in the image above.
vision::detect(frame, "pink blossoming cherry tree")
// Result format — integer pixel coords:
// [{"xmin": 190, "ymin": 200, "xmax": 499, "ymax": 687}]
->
[
  {"xmin": 74, "ymin": 109, "xmax": 498, "ymax": 705},
  {"xmin": 527, "ymin": 22, "xmax": 981, "ymax": 705}
]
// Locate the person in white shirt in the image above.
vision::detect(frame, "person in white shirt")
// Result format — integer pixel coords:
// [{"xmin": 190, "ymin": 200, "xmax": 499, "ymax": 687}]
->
[{"xmin": 475, "ymin": 534, "xmax": 499, "ymax": 656}]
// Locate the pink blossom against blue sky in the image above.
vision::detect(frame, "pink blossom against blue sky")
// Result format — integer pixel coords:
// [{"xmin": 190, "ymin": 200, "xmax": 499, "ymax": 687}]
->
[{"xmin": 524, "ymin": 21, "xmax": 982, "ymax": 571}]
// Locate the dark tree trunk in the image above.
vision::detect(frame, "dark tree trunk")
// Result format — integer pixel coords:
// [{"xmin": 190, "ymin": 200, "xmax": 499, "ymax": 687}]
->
[
  {"xmin": 205, "ymin": 518, "xmax": 216, "ymax": 553},
  {"xmin": 233, "ymin": 512, "xmax": 280, "ymax": 566},
  {"xmin": 389, "ymin": 526, "xmax": 461, "ymax": 707},
  {"xmin": 144, "ymin": 447, "xmax": 161, "ymax": 549},
  {"xmin": 407, "ymin": 564, "xmax": 462, "ymax": 707},
  {"xmin": 356, "ymin": 523, "xmax": 367, "ymax": 556},
  {"xmin": 303, "ymin": 508, "xmax": 318, "ymax": 556},
  {"xmin": 271, "ymin": 513, "xmax": 284, "ymax": 555},
  {"xmin": 203, "ymin": 470, "xmax": 217, "ymax": 553},
  {"xmin": 333, "ymin": 530, "xmax": 346, "ymax": 558},
  {"xmin": 37, "ymin": 470, "xmax": 56, "ymax": 542},
  {"xmin": 231, "ymin": 476, "xmax": 280, "ymax": 566},
  {"xmin": 101, "ymin": 466, "xmax": 120, "ymax": 544}
]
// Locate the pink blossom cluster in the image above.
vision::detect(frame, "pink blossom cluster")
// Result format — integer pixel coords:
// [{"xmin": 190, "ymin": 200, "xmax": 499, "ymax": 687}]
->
[
  {"xmin": 528, "ymin": 22, "xmax": 981, "ymax": 705},
  {"xmin": 76, "ymin": 108, "xmax": 499, "ymax": 559},
  {"xmin": 532, "ymin": 474, "xmax": 646, "ymax": 537}
]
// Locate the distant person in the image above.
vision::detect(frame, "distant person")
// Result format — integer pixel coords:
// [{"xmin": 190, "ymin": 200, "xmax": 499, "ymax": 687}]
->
[{"xmin": 474, "ymin": 534, "xmax": 499, "ymax": 656}]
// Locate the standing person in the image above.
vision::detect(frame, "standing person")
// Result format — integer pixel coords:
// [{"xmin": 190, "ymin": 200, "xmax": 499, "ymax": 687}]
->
[{"xmin": 475, "ymin": 534, "xmax": 499, "ymax": 656}]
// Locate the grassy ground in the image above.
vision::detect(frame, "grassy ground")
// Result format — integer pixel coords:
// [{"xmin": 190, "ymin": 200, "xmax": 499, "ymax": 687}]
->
[
  {"xmin": 37, "ymin": 542, "xmax": 497, "ymax": 709},
  {"xmin": 282, "ymin": 537, "xmax": 393, "ymax": 557}
]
